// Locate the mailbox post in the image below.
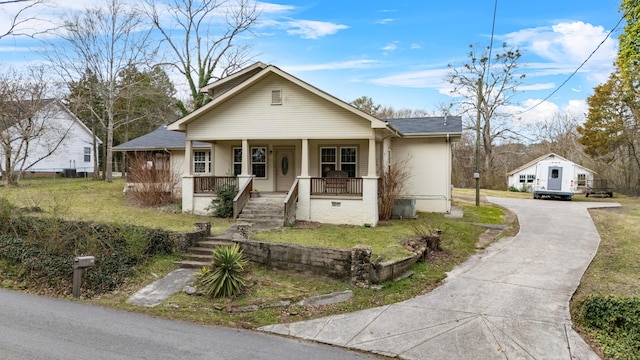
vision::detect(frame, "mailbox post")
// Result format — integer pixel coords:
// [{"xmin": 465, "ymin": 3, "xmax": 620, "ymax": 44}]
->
[{"xmin": 72, "ymin": 256, "xmax": 95, "ymax": 298}]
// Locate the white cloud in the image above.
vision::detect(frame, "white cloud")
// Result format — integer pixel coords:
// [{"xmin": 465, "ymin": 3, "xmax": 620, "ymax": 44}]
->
[
  {"xmin": 285, "ymin": 19, "xmax": 348, "ymax": 39},
  {"xmin": 410, "ymin": 43, "xmax": 421, "ymax": 50},
  {"xmin": 519, "ymin": 82, "xmax": 556, "ymax": 91},
  {"xmin": 371, "ymin": 68, "xmax": 450, "ymax": 88},
  {"xmin": 376, "ymin": 18, "xmax": 394, "ymax": 25},
  {"xmin": 256, "ymin": 2, "xmax": 296, "ymax": 13},
  {"xmin": 283, "ymin": 59, "xmax": 377, "ymax": 72},
  {"xmin": 381, "ymin": 42, "xmax": 397, "ymax": 51},
  {"xmin": 564, "ymin": 99, "xmax": 588, "ymax": 116},
  {"xmin": 502, "ymin": 21, "xmax": 616, "ymax": 79}
]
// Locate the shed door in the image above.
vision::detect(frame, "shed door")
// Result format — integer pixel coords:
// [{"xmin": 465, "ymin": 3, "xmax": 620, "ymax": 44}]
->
[
  {"xmin": 275, "ymin": 147, "xmax": 295, "ymax": 192},
  {"xmin": 548, "ymin": 167, "xmax": 562, "ymax": 190}
]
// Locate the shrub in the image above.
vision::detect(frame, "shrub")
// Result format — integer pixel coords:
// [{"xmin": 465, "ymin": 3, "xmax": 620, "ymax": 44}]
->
[
  {"xmin": 411, "ymin": 220, "xmax": 442, "ymax": 252},
  {"xmin": 124, "ymin": 152, "xmax": 179, "ymax": 207},
  {"xmin": 208, "ymin": 184, "xmax": 238, "ymax": 218},
  {"xmin": 378, "ymin": 161, "xmax": 410, "ymax": 221},
  {"xmin": 0, "ymin": 215, "xmax": 176, "ymax": 296},
  {"xmin": 199, "ymin": 244, "xmax": 248, "ymax": 298},
  {"xmin": 579, "ymin": 295, "xmax": 640, "ymax": 358}
]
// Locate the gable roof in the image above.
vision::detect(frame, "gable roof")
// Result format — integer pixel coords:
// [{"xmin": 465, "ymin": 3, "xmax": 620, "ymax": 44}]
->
[
  {"xmin": 113, "ymin": 125, "xmax": 209, "ymax": 151},
  {"xmin": 168, "ymin": 63, "xmax": 390, "ymax": 132},
  {"xmin": 385, "ymin": 116, "xmax": 462, "ymax": 137},
  {"xmin": 507, "ymin": 153, "xmax": 596, "ymax": 176}
]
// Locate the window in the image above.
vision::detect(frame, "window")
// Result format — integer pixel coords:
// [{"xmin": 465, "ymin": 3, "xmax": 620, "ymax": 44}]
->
[
  {"xmin": 233, "ymin": 148, "xmax": 242, "ymax": 176},
  {"xmin": 193, "ymin": 151, "xmax": 211, "ymax": 173},
  {"xmin": 341, "ymin": 147, "xmax": 357, "ymax": 177},
  {"xmin": 527, "ymin": 174, "xmax": 535, "ymax": 183},
  {"xmin": 551, "ymin": 169, "xmax": 559, "ymax": 179},
  {"xmin": 271, "ymin": 90, "xmax": 282, "ymax": 105},
  {"xmin": 251, "ymin": 147, "xmax": 266, "ymax": 178},
  {"xmin": 519, "ymin": 174, "xmax": 526, "ymax": 183},
  {"xmin": 320, "ymin": 146, "xmax": 357, "ymax": 177},
  {"xmin": 577, "ymin": 173, "xmax": 586, "ymax": 186},
  {"xmin": 84, "ymin": 147, "xmax": 91, "ymax": 162}
]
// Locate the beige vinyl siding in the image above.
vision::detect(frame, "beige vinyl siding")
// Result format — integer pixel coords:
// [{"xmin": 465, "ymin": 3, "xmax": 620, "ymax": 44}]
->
[
  {"xmin": 391, "ymin": 138, "xmax": 450, "ymax": 199},
  {"xmin": 186, "ymin": 73, "xmax": 374, "ymax": 140},
  {"xmin": 308, "ymin": 139, "xmax": 369, "ymax": 177}
]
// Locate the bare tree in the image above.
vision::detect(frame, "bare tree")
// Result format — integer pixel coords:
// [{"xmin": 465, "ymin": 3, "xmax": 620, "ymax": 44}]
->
[
  {"xmin": 0, "ymin": 0, "xmax": 51, "ymax": 40},
  {"xmin": 47, "ymin": 0, "xmax": 155, "ymax": 182},
  {"xmin": 143, "ymin": 0, "xmax": 260, "ymax": 112},
  {"xmin": 0, "ymin": 66, "xmax": 71, "ymax": 185},
  {"xmin": 446, "ymin": 43, "xmax": 525, "ymax": 176}
]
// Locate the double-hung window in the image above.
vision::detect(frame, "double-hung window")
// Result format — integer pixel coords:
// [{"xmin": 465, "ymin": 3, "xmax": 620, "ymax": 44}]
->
[
  {"xmin": 193, "ymin": 151, "xmax": 211, "ymax": 174},
  {"xmin": 320, "ymin": 146, "xmax": 357, "ymax": 177},
  {"xmin": 84, "ymin": 147, "xmax": 91, "ymax": 162},
  {"xmin": 233, "ymin": 148, "xmax": 242, "ymax": 176},
  {"xmin": 232, "ymin": 147, "xmax": 267, "ymax": 178},
  {"xmin": 251, "ymin": 147, "xmax": 267, "ymax": 178},
  {"xmin": 519, "ymin": 174, "xmax": 526, "ymax": 183}
]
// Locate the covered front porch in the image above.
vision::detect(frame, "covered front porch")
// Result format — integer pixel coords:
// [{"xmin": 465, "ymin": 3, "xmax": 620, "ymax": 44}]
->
[{"xmin": 180, "ymin": 136, "xmax": 390, "ymax": 226}]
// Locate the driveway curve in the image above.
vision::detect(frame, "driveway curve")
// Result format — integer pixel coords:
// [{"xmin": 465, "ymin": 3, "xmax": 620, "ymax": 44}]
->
[{"xmin": 261, "ymin": 197, "xmax": 620, "ymax": 359}]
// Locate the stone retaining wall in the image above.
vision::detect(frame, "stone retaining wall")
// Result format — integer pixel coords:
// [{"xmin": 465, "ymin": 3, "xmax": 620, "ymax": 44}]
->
[{"xmin": 234, "ymin": 239, "xmax": 353, "ymax": 281}]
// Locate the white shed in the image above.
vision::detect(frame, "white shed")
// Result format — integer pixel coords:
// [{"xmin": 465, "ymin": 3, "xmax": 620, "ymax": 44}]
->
[{"xmin": 507, "ymin": 153, "xmax": 595, "ymax": 193}]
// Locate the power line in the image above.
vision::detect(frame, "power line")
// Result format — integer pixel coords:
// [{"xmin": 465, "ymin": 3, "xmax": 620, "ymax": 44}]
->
[
  {"xmin": 0, "ymin": 0, "xmax": 33, "ymax": 4},
  {"xmin": 517, "ymin": 13, "xmax": 625, "ymax": 115}
]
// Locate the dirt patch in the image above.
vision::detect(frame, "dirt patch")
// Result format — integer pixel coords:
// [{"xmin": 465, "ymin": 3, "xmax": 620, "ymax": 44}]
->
[{"xmin": 293, "ymin": 220, "xmax": 321, "ymax": 229}]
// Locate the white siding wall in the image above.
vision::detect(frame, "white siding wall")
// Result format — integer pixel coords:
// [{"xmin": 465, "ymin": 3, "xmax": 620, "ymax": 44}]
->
[
  {"xmin": 390, "ymin": 137, "xmax": 451, "ymax": 213},
  {"xmin": 507, "ymin": 166, "xmax": 536, "ymax": 191},
  {"xmin": 186, "ymin": 73, "xmax": 374, "ymax": 140},
  {"xmin": 15, "ymin": 104, "xmax": 97, "ymax": 173}
]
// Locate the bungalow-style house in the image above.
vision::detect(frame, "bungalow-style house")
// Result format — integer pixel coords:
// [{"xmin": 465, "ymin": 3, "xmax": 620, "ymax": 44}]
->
[
  {"xmin": 0, "ymin": 99, "xmax": 101, "ymax": 178},
  {"xmin": 113, "ymin": 125, "xmax": 210, "ymax": 195},
  {"xmin": 166, "ymin": 62, "xmax": 461, "ymax": 227},
  {"xmin": 507, "ymin": 153, "xmax": 595, "ymax": 192}
]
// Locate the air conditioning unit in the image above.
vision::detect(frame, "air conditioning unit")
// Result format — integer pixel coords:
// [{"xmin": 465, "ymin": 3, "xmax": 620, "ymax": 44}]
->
[{"xmin": 392, "ymin": 198, "xmax": 416, "ymax": 219}]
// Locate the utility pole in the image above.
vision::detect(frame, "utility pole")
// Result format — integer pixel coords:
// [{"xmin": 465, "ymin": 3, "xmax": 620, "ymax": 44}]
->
[{"xmin": 475, "ymin": 78, "xmax": 482, "ymax": 207}]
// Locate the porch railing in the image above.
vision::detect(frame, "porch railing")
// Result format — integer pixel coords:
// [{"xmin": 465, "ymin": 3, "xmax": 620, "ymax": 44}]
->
[
  {"xmin": 194, "ymin": 176, "xmax": 238, "ymax": 193},
  {"xmin": 310, "ymin": 177, "xmax": 363, "ymax": 196},
  {"xmin": 233, "ymin": 177, "xmax": 253, "ymax": 220},
  {"xmin": 284, "ymin": 178, "xmax": 299, "ymax": 225}
]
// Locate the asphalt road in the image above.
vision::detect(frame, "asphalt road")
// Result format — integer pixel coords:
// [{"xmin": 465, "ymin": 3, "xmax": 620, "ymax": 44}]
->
[{"xmin": 0, "ymin": 289, "xmax": 380, "ymax": 360}]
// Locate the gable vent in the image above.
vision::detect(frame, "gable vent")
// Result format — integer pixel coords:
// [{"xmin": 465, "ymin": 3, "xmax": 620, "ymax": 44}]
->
[{"xmin": 271, "ymin": 89, "xmax": 282, "ymax": 105}]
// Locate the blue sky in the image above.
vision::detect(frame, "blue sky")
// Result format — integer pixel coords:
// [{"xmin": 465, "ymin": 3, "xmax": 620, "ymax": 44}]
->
[{"xmin": 0, "ymin": 0, "xmax": 623, "ymax": 125}]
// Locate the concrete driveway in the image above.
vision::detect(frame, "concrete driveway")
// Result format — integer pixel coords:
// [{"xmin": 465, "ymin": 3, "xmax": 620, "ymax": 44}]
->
[{"xmin": 261, "ymin": 197, "xmax": 620, "ymax": 359}]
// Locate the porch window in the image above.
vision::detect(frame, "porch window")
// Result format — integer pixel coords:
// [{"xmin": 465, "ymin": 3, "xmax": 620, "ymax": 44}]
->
[
  {"xmin": 84, "ymin": 147, "xmax": 91, "ymax": 162},
  {"xmin": 320, "ymin": 146, "xmax": 357, "ymax": 177},
  {"xmin": 233, "ymin": 147, "xmax": 242, "ymax": 176},
  {"xmin": 251, "ymin": 147, "xmax": 267, "ymax": 178},
  {"xmin": 193, "ymin": 151, "xmax": 211, "ymax": 174}
]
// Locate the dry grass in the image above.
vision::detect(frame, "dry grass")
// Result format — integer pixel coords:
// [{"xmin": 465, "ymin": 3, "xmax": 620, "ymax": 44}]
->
[{"xmin": 1, "ymin": 177, "xmax": 229, "ymax": 233}]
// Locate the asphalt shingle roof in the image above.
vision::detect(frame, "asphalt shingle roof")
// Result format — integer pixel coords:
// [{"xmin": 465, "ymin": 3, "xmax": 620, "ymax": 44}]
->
[
  {"xmin": 113, "ymin": 126, "xmax": 209, "ymax": 151},
  {"xmin": 385, "ymin": 116, "xmax": 462, "ymax": 136}
]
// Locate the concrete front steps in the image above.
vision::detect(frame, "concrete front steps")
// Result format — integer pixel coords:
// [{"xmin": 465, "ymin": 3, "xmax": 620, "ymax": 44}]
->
[
  {"xmin": 176, "ymin": 193, "xmax": 287, "ymax": 269},
  {"xmin": 236, "ymin": 192, "xmax": 287, "ymax": 230},
  {"xmin": 175, "ymin": 239, "xmax": 235, "ymax": 269}
]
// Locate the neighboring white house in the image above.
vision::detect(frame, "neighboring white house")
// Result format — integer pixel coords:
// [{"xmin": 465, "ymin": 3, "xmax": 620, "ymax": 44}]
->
[
  {"xmin": 507, "ymin": 153, "xmax": 595, "ymax": 193},
  {"xmin": 0, "ymin": 100, "xmax": 101, "ymax": 177},
  {"xmin": 165, "ymin": 62, "xmax": 462, "ymax": 227}
]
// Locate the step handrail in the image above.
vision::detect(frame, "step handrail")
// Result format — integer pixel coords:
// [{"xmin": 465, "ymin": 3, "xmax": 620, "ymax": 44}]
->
[
  {"xmin": 233, "ymin": 177, "xmax": 253, "ymax": 220},
  {"xmin": 283, "ymin": 178, "xmax": 299, "ymax": 226}
]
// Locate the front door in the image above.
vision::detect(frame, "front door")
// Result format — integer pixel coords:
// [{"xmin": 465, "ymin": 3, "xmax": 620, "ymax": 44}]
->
[
  {"xmin": 548, "ymin": 166, "xmax": 562, "ymax": 190},
  {"xmin": 275, "ymin": 147, "xmax": 295, "ymax": 192}
]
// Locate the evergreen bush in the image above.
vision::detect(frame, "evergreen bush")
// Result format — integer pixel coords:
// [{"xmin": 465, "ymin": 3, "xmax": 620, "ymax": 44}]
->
[{"xmin": 199, "ymin": 244, "xmax": 248, "ymax": 298}]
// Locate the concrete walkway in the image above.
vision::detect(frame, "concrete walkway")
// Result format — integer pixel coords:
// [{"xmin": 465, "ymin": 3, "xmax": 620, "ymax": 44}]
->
[{"xmin": 260, "ymin": 197, "xmax": 620, "ymax": 359}]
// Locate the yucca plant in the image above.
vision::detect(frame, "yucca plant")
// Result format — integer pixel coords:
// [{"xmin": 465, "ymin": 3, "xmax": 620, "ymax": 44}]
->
[{"xmin": 200, "ymin": 244, "xmax": 248, "ymax": 298}]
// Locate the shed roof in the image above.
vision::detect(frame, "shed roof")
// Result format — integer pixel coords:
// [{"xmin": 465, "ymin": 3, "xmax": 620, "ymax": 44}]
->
[{"xmin": 113, "ymin": 126, "xmax": 209, "ymax": 151}]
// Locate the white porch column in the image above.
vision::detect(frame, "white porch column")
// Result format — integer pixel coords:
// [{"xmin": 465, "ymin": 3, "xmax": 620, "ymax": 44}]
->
[
  {"xmin": 184, "ymin": 140, "xmax": 193, "ymax": 175},
  {"xmin": 301, "ymin": 139, "xmax": 309, "ymax": 177},
  {"xmin": 241, "ymin": 139, "xmax": 249, "ymax": 175},
  {"xmin": 367, "ymin": 137, "xmax": 377, "ymax": 176},
  {"xmin": 382, "ymin": 137, "xmax": 391, "ymax": 171}
]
